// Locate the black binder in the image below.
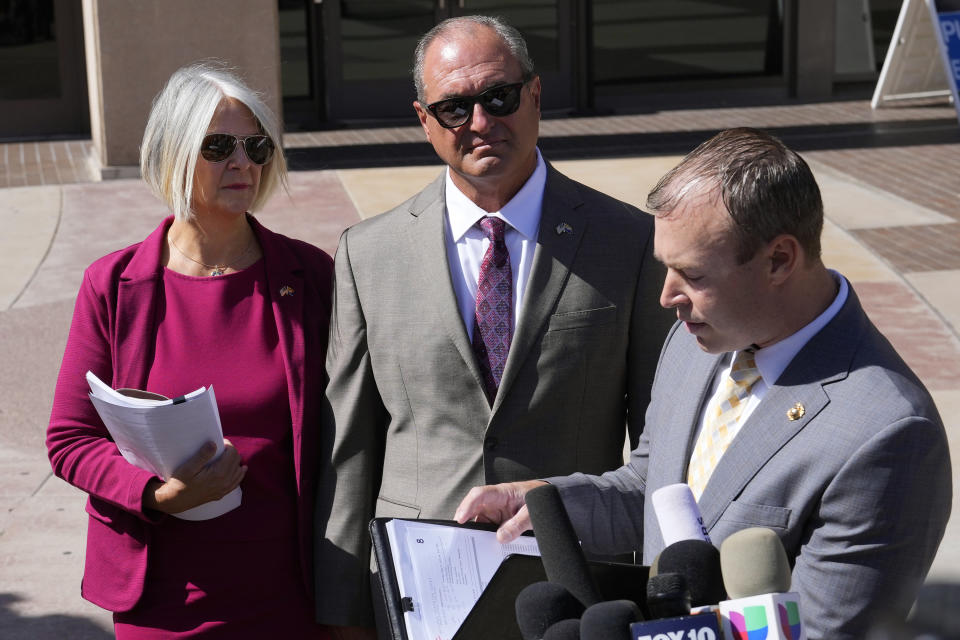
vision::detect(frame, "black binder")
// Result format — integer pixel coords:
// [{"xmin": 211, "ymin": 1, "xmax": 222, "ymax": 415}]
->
[{"xmin": 369, "ymin": 518, "xmax": 649, "ymax": 640}]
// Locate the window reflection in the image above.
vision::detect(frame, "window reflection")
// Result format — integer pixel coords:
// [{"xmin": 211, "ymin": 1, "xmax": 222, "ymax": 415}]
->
[
  {"xmin": 340, "ymin": 1, "xmax": 435, "ymax": 82},
  {"xmin": 0, "ymin": 0, "xmax": 60, "ymax": 100},
  {"xmin": 592, "ymin": 0, "xmax": 783, "ymax": 85}
]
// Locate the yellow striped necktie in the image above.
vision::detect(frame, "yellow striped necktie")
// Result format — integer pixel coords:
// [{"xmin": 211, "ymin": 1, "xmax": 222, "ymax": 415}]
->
[{"xmin": 686, "ymin": 350, "xmax": 762, "ymax": 500}]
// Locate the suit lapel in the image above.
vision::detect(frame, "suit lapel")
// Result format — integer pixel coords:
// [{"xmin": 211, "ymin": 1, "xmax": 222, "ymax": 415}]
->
[
  {"xmin": 114, "ymin": 218, "xmax": 170, "ymax": 388},
  {"xmin": 662, "ymin": 348, "xmax": 726, "ymax": 485},
  {"xmin": 698, "ymin": 283, "xmax": 864, "ymax": 529},
  {"xmin": 493, "ymin": 167, "xmax": 586, "ymax": 413},
  {"xmin": 407, "ymin": 175, "xmax": 488, "ymax": 391},
  {"xmin": 252, "ymin": 216, "xmax": 308, "ymax": 489}
]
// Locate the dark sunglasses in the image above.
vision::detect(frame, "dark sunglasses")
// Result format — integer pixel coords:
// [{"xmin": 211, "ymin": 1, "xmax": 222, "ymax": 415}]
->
[
  {"xmin": 200, "ymin": 133, "xmax": 275, "ymax": 165},
  {"xmin": 425, "ymin": 81, "xmax": 528, "ymax": 129}
]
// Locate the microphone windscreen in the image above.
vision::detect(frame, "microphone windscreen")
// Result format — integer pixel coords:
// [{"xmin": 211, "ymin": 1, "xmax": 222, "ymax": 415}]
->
[
  {"xmin": 516, "ymin": 581, "xmax": 585, "ymax": 640},
  {"xmin": 580, "ymin": 600, "xmax": 642, "ymax": 640},
  {"xmin": 525, "ymin": 484, "xmax": 601, "ymax": 607},
  {"xmin": 720, "ymin": 527, "xmax": 791, "ymax": 598},
  {"xmin": 646, "ymin": 573, "xmax": 691, "ymax": 620},
  {"xmin": 542, "ymin": 618, "xmax": 582, "ymax": 640},
  {"xmin": 651, "ymin": 483, "xmax": 710, "ymax": 546},
  {"xmin": 656, "ymin": 538, "xmax": 727, "ymax": 606}
]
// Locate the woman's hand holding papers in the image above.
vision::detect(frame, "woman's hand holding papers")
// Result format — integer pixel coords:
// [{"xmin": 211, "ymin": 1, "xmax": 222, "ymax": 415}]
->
[
  {"xmin": 143, "ymin": 438, "xmax": 247, "ymax": 514},
  {"xmin": 454, "ymin": 479, "xmax": 548, "ymax": 543}
]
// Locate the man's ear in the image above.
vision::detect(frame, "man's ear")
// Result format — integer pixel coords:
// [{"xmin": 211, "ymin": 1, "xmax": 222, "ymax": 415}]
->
[
  {"xmin": 766, "ymin": 234, "xmax": 802, "ymax": 285},
  {"xmin": 529, "ymin": 76, "xmax": 542, "ymax": 114},
  {"xmin": 413, "ymin": 101, "xmax": 432, "ymax": 143}
]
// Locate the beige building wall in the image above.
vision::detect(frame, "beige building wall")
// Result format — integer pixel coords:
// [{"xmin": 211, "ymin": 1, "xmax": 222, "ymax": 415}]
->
[{"xmin": 82, "ymin": 0, "xmax": 282, "ymax": 179}]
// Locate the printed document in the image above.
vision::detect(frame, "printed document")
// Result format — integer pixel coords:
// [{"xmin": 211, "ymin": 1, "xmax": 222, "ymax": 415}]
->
[
  {"xmin": 85, "ymin": 370, "xmax": 241, "ymax": 520},
  {"xmin": 385, "ymin": 519, "xmax": 540, "ymax": 640}
]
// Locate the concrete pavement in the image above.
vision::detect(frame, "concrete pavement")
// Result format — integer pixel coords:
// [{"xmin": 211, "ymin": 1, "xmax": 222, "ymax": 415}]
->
[{"xmin": 1, "ymin": 108, "xmax": 959, "ymax": 637}]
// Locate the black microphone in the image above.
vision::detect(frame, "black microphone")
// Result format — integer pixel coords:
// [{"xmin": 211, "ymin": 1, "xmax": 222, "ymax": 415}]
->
[
  {"xmin": 580, "ymin": 599, "xmax": 642, "ymax": 640},
  {"xmin": 630, "ymin": 573, "xmax": 721, "ymax": 639},
  {"xmin": 525, "ymin": 484, "xmax": 602, "ymax": 608},
  {"xmin": 516, "ymin": 581, "xmax": 585, "ymax": 640},
  {"xmin": 656, "ymin": 538, "xmax": 727, "ymax": 607},
  {"xmin": 542, "ymin": 618, "xmax": 581, "ymax": 640},
  {"xmin": 646, "ymin": 573, "xmax": 691, "ymax": 620}
]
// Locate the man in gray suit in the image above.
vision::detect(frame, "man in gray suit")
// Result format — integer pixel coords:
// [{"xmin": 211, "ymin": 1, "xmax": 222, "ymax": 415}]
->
[
  {"xmin": 314, "ymin": 15, "xmax": 671, "ymax": 628},
  {"xmin": 455, "ymin": 128, "xmax": 952, "ymax": 639}
]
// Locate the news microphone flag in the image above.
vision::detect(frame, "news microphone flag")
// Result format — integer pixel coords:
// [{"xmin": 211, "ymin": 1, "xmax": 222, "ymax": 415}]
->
[
  {"xmin": 719, "ymin": 592, "xmax": 804, "ymax": 640},
  {"xmin": 631, "ymin": 613, "xmax": 721, "ymax": 640}
]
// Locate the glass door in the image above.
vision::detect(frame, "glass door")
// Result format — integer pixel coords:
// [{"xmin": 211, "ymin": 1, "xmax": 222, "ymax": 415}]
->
[
  {"xmin": 321, "ymin": 0, "xmax": 574, "ymax": 124},
  {"xmin": 0, "ymin": 0, "xmax": 88, "ymax": 138}
]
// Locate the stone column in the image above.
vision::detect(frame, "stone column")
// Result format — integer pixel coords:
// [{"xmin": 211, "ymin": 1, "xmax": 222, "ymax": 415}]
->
[{"xmin": 81, "ymin": 0, "xmax": 282, "ymax": 179}]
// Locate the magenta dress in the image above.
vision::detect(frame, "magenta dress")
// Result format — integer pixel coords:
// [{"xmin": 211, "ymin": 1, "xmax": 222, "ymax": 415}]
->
[{"xmin": 113, "ymin": 260, "xmax": 329, "ymax": 639}]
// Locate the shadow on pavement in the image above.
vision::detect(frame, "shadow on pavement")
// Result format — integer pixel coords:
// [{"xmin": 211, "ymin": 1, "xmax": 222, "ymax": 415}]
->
[{"xmin": 0, "ymin": 593, "xmax": 112, "ymax": 640}]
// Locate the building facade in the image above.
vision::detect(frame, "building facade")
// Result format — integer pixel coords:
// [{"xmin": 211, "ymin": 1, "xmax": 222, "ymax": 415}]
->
[{"xmin": 0, "ymin": 0, "xmax": 902, "ymax": 175}]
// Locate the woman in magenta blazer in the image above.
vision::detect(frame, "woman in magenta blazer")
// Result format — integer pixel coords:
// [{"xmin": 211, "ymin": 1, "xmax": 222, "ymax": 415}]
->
[{"xmin": 46, "ymin": 62, "xmax": 337, "ymax": 638}]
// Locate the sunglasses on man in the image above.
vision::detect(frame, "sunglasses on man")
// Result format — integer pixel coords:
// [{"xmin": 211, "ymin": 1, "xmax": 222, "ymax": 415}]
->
[
  {"xmin": 425, "ymin": 80, "xmax": 530, "ymax": 129},
  {"xmin": 200, "ymin": 133, "xmax": 276, "ymax": 165}
]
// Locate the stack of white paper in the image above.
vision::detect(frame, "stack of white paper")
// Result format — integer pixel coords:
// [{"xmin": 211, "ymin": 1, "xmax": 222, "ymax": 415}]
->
[
  {"xmin": 86, "ymin": 370, "xmax": 242, "ymax": 521},
  {"xmin": 385, "ymin": 519, "xmax": 541, "ymax": 640}
]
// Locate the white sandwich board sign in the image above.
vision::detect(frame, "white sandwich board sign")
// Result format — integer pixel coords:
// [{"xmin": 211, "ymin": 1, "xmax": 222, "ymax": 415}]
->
[{"xmin": 872, "ymin": 0, "xmax": 960, "ymax": 124}]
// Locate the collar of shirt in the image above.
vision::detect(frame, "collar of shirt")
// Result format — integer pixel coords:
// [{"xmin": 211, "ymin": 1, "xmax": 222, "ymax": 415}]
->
[
  {"xmin": 445, "ymin": 147, "xmax": 546, "ymax": 241},
  {"xmin": 750, "ymin": 270, "xmax": 849, "ymax": 388}
]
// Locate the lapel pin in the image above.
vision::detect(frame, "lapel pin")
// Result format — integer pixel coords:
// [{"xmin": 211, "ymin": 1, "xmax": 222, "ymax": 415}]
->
[
  {"xmin": 786, "ymin": 403, "xmax": 805, "ymax": 421},
  {"xmin": 280, "ymin": 285, "xmax": 295, "ymax": 297},
  {"xmin": 555, "ymin": 222, "xmax": 573, "ymax": 235}
]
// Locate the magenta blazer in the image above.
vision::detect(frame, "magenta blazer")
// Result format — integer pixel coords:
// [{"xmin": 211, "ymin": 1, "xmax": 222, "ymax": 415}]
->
[{"xmin": 46, "ymin": 215, "xmax": 333, "ymax": 612}]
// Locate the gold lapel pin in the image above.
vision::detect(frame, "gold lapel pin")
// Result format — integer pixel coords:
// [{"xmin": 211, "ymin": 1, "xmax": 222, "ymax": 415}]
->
[
  {"xmin": 787, "ymin": 403, "xmax": 805, "ymax": 421},
  {"xmin": 555, "ymin": 222, "xmax": 573, "ymax": 235},
  {"xmin": 280, "ymin": 285, "xmax": 295, "ymax": 297}
]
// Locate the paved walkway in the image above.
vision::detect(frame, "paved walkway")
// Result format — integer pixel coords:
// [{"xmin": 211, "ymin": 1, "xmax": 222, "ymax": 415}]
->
[{"xmin": 1, "ymin": 99, "xmax": 958, "ymax": 637}]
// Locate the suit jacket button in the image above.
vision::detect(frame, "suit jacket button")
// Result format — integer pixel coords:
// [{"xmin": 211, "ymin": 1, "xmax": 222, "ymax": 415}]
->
[{"xmin": 484, "ymin": 437, "xmax": 499, "ymax": 451}]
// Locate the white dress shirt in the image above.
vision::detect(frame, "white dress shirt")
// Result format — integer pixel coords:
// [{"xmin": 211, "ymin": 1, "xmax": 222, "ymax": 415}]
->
[
  {"xmin": 444, "ymin": 148, "xmax": 547, "ymax": 340},
  {"xmin": 691, "ymin": 271, "xmax": 850, "ymax": 449}
]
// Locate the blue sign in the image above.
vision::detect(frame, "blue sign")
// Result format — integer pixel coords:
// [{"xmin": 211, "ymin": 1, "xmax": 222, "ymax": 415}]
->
[{"xmin": 939, "ymin": 10, "xmax": 960, "ymax": 86}]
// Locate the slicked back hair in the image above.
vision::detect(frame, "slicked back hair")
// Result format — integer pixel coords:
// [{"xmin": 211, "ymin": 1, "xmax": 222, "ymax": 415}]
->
[
  {"xmin": 140, "ymin": 61, "xmax": 287, "ymax": 222},
  {"xmin": 647, "ymin": 128, "xmax": 823, "ymax": 264},
  {"xmin": 413, "ymin": 15, "xmax": 536, "ymax": 104}
]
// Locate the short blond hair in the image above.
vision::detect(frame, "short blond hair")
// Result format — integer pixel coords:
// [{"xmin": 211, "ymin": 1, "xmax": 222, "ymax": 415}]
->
[{"xmin": 140, "ymin": 61, "xmax": 287, "ymax": 221}]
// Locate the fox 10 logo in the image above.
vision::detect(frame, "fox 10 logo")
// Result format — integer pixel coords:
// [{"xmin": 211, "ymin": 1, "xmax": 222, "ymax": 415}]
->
[{"xmin": 728, "ymin": 601, "xmax": 803, "ymax": 640}]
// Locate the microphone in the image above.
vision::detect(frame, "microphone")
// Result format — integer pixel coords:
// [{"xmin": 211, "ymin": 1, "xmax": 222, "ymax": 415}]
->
[
  {"xmin": 542, "ymin": 618, "xmax": 581, "ymax": 640},
  {"xmin": 646, "ymin": 573, "xmax": 691, "ymax": 620},
  {"xmin": 656, "ymin": 538, "xmax": 727, "ymax": 607},
  {"xmin": 631, "ymin": 573, "xmax": 721, "ymax": 639},
  {"xmin": 525, "ymin": 484, "xmax": 601, "ymax": 608},
  {"xmin": 580, "ymin": 599, "xmax": 642, "ymax": 640},
  {"xmin": 651, "ymin": 483, "xmax": 711, "ymax": 547},
  {"xmin": 718, "ymin": 527, "xmax": 803, "ymax": 640},
  {"xmin": 516, "ymin": 581, "xmax": 585, "ymax": 640}
]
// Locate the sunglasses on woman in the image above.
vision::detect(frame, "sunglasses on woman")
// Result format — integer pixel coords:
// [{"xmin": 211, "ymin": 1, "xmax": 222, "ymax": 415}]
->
[
  {"xmin": 425, "ymin": 80, "xmax": 528, "ymax": 129},
  {"xmin": 200, "ymin": 133, "xmax": 275, "ymax": 165}
]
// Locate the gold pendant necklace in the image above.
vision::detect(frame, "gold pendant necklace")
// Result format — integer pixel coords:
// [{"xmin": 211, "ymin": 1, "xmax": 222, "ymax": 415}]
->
[{"xmin": 169, "ymin": 234, "xmax": 255, "ymax": 277}]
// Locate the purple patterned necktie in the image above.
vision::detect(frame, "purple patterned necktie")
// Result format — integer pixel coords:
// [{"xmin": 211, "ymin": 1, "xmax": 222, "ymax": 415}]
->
[{"xmin": 472, "ymin": 217, "xmax": 513, "ymax": 403}]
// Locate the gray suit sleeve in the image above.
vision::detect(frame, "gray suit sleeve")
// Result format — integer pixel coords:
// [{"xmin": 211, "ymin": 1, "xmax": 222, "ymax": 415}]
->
[
  {"xmin": 314, "ymin": 228, "xmax": 386, "ymax": 626},
  {"xmin": 792, "ymin": 415, "xmax": 951, "ymax": 639}
]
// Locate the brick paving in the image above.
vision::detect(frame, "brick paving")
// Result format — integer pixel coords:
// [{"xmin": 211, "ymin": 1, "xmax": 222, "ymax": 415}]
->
[
  {"xmin": 3, "ymin": 99, "xmax": 958, "ymax": 277},
  {"xmin": 855, "ymin": 224, "xmax": 960, "ymax": 273},
  {"xmin": 0, "ymin": 139, "xmax": 94, "ymax": 188}
]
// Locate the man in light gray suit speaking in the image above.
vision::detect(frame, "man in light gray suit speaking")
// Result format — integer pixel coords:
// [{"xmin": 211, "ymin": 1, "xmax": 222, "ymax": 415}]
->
[
  {"xmin": 455, "ymin": 128, "xmax": 952, "ymax": 639},
  {"xmin": 314, "ymin": 15, "xmax": 672, "ymax": 628}
]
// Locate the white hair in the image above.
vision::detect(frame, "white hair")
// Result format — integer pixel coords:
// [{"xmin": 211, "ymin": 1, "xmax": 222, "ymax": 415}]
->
[{"xmin": 139, "ymin": 61, "xmax": 287, "ymax": 222}]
